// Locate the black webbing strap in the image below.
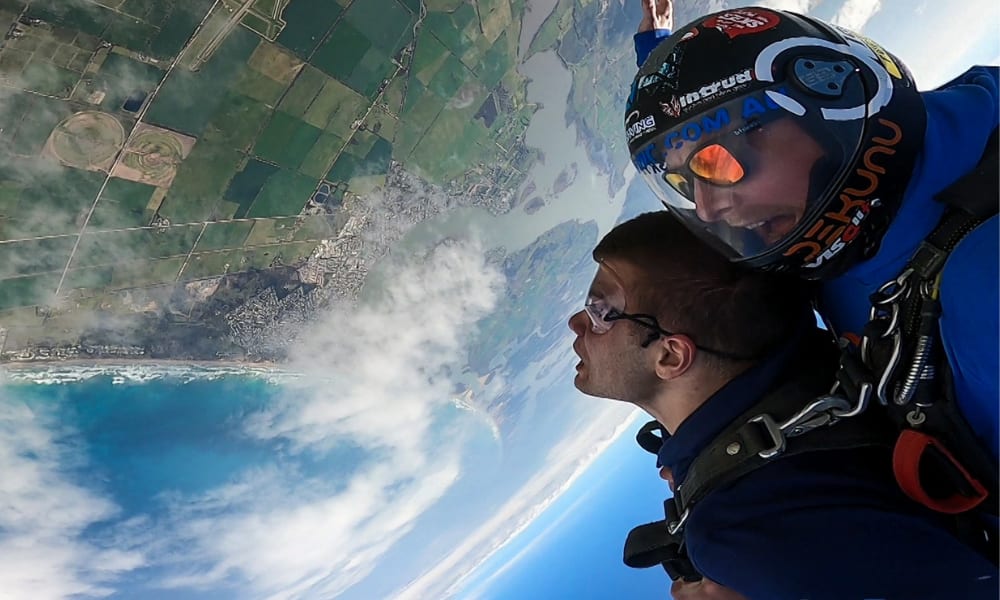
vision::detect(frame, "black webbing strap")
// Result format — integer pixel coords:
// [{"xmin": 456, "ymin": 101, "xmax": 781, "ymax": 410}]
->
[
  {"xmin": 625, "ymin": 333, "xmax": 889, "ymax": 578},
  {"xmin": 624, "ymin": 393, "xmax": 890, "ymax": 579},
  {"xmin": 624, "ymin": 498, "xmax": 702, "ymax": 581},
  {"xmin": 636, "ymin": 420, "xmax": 666, "ymax": 455},
  {"xmin": 886, "ymin": 125, "xmax": 999, "ymax": 507},
  {"xmin": 623, "ymin": 517, "xmax": 675, "ymax": 569},
  {"xmin": 676, "ymin": 379, "xmax": 891, "ymax": 515},
  {"xmin": 894, "ymin": 126, "xmax": 998, "ymax": 359}
]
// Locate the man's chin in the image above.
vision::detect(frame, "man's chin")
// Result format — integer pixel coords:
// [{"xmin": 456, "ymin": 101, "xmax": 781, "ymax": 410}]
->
[
  {"xmin": 573, "ymin": 371, "xmax": 599, "ymax": 397},
  {"xmin": 573, "ymin": 376, "xmax": 619, "ymax": 401}
]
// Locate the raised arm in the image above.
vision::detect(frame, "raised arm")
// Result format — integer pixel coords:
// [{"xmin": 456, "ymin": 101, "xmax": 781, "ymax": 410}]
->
[
  {"xmin": 634, "ymin": 0, "xmax": 673, "ymax": 67},
  {"xmin": 638, "ymin": 0, "xmax": 672, "ymax": 33}
]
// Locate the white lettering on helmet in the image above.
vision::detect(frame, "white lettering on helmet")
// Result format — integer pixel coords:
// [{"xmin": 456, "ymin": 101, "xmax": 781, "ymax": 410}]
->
[
  {"xmin": 678, "ymin": 69, "xmax": 754, "ymax": 109},
  {"xmin": 626, "ymin": 113, "xmax": 657, "ymax": 141}
]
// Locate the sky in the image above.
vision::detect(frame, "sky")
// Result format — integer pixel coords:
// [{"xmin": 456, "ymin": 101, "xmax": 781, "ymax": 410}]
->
[{"xmin": 0, "ymin": 1, "xmax": 998, "ymax": 599}]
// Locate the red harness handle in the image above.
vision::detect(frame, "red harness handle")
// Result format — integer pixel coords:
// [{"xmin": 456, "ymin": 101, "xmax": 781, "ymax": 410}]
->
[{"xmin": 893, "ymin": 429, "xmax": 989, "ymax": 514}]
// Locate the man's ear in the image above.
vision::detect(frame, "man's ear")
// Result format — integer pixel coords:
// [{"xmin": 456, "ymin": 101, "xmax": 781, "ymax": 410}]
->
[{"xmin": 653, "ymin": 334, "xmax": 697, "ymax": 381}]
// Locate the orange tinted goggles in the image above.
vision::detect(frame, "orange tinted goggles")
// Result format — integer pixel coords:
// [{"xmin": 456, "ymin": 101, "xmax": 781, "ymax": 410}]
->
[{"xmin": 663, "ymin": 143, "xmax": 747, "ymax": 198}]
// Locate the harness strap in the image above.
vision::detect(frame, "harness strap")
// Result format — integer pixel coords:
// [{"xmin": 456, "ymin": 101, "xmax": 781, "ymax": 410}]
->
[
  {"xmin": 896, "ymin": 360, "xmax": 1000, "ymax": 516},
  {"xmin": 625, "ymin": 332, "xmax": 889, "ymax": 580},
  {"xmin": 843, "ymin": 126, "xmax": 999, "ymax": 518},
  {"xmin": 678, "ymin": 331, "xmax": 888, "ymax": 514},
  {"xmin": 636, "ymin": 420, "xmax": 666, "ymax": 455},
  {"xmin": 677, "ymin": 387, "xmax": 890, "ymax": 515}
]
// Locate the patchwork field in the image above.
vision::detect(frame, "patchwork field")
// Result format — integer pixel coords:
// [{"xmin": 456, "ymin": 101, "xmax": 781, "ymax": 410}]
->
[{"xmin": 0, "ymin": 0, "xmax": 549, "ymax": 354}]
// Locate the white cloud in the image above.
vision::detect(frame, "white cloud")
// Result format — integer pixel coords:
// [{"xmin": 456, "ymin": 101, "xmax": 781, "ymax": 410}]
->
[
  {"xmin": 874, "ymin": 0, "xmax": 999, "ymax": 88},
  {"xmin": 394, "ymin": 404, "xmax": 639, "ymax": 600},
  {"xmin": 0, "ymin": 397, "xmax": 145, "ymax": 599},
  {"xmin": 752, "ymin": 0, "xmax": 819, "ymax": 13},
  {"xmin": 144, "ymin": 236, "xmax": 505, "ymax": 598},
  {"xmin": 247, "ymin": 236, "xmax": 503, "ymax": 461},
  {"xmin": 832, "ymin": 0, "xmax": 882, "ymax": 32}
]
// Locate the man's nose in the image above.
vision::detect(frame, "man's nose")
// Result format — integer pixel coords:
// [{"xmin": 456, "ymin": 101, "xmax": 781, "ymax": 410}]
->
[
  {"xmin": 693, "ymin": 179, "xmax": 735, "ymax": 222},
  {"xmin": 568, "ymin": 310, "xmax": 589, "ymax": 335}
]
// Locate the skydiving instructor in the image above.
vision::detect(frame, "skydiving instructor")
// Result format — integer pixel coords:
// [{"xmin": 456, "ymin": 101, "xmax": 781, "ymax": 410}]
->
[
  {"xmin": 621, "ymin": 0, "xmax": 999, "ymax": 597},
  {"xmin": 627, "ymin": 2, "xmax": 999, "ymax": 460}
]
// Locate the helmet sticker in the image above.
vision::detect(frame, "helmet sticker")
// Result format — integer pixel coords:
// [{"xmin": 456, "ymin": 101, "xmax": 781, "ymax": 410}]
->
[
  {"xmin": 627, "ymin": 44, "xmax": 687, "ymax": 111},
  {"xmin": 637, "ymin": 45, "xmax": 686, "ymax": 92},
  {"xmin": 660, "ymin": 68, "xmax": 755, "ymax": 117},
  {"xmin": 625, "ymin": 110, "xmax": 657, "ymax": 142},
  {"xmin": 703, "ymin": 9, "xmax": 781, "ymax": 39},
  {"xmin": 783, "ymin": 118, "xmax": 903, "ymax": 267},
  {"xmin": 660, "ymin": 96, "xmax": 682, "ymax": 118},
  {"xmin": 633, "ymin": 89, "xmax": 790, "ymax": 173},
  {"xmin": 833, "ymin": 27, "xmax": 903, "ymax": 79}
]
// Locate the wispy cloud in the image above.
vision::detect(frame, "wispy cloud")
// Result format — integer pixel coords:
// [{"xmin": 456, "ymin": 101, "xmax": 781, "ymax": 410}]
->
[
  {"xmin": 145, "ymin": 235, "xmax": 506, "ymax": 598},
  {"xmin": 755, "ymin": 0, "xmax": 820, "ymax": 14},
  {"xmin": 878, "ymin": 0, "xmax": 999, "ymax": 88},
  {"xmin": 0, "ymin": 395, "xmax": 145, "ymax": 599},
  {"xmin": 394, "ymin": 403, "xmax": 638, "ymax": 600},
  {"xmin": 831, "ymin": 0, "xmax": 882, "ymax": 32}
]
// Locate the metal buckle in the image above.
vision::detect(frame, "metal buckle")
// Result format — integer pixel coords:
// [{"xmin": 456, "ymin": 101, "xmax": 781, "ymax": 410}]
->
[
  {"xmin": 667, "ymin": 508, "xmax": 690, "ymax": 535},
  {"xmin": 780, "ymin": 394, "xmax": 853, "ymax": 437},
  {"xmin": 749, "ymin": 414, "xmax": 786, "ymax": 459},
  {"xmin": 833, "ymin": 381, "xmax": 871, "ymax": 419}
]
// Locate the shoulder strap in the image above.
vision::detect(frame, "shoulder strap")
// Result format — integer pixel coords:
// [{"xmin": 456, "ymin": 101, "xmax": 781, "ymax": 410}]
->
[
  {"xmin": 878, "ymin": 127, "xmax": 1000, "ymax": 513},
  {"xmin": 675, "ymin": 375, "xmax": 890, "ymax": 515},
  {"xmin": 906, "ymin": 126, "xmax": 998, "ymax": 282},
  {"xmin": 624, "ymin": 337, "xmax": 890, "ymax": 579}
]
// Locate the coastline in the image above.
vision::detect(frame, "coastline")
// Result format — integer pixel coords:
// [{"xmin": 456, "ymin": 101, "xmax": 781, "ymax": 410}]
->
[
  {"xmin": 0, "ymin": 357, "xmax": 282, "ymax": 370},
  {"xmin": 0, "ymin": 357, "xmax": 299, "ymax": 385}
]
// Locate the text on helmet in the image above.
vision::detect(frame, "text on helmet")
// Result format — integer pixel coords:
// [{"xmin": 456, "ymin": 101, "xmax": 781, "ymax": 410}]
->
[{"xmin": 785, "ymin": 118, "xmax": 903, "ymax": 267}]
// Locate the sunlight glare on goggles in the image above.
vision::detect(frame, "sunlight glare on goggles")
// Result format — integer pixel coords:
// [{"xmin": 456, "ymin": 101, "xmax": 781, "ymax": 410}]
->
[{"xmin": 689, "ymin": 144, "xmax": 745, "ymax": 185}]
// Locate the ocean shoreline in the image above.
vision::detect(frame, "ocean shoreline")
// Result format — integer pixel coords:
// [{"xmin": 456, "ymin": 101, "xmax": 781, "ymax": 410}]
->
[
  {"xmin": 1, "ymin": 357, "xmax": 282, "ymax": 370},
  {"xmin": 0, "ymin": 358, "xmax": 301, "ymax": 385}
]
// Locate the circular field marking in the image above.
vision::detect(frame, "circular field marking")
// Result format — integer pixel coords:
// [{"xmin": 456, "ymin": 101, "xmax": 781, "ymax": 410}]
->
[
  {"xmin": 122, "ymin": 130, "xmax": 185, "ymax": 184},
  {"xmin": 49, "ymin": 111, "xmax": 125, "ymax": 170}
]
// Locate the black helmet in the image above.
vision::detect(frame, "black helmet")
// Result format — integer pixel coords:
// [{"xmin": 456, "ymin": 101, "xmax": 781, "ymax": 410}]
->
[{"xmin": 625, "ymin": 7, "xmax": 926, "ymax": 279}]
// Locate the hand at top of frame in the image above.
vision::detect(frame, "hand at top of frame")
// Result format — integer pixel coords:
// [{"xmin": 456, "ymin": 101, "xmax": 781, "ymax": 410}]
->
[{"xmin": 638, "ymin": 0, "xmax": 672, "ymax": 33}]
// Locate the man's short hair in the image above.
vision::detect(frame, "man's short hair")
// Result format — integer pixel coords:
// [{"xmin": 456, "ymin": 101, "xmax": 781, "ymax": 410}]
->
[{"xmin": 594, "ymin": 212, "xmax": 815, "ymax": 366}]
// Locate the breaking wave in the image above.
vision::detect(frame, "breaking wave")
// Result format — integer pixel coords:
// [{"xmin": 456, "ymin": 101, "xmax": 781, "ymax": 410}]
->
[{"xmin": 0, "ymin": 362, "xmax": 303, "ymax": 386}]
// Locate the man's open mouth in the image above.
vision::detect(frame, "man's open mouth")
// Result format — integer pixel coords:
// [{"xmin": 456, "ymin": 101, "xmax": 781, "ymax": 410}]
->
[{"xmin": 742, "ymin": 213, "xmax": 798, "ymax": 245}]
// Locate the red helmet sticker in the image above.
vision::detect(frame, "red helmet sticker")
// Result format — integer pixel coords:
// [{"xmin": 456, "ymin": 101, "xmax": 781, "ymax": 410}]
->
[
  {"xmin": 704, "ymin": 9, "xmax": 781, "ymax": 39},
  {"xmin": 659, "ymin": 96, "xmax": 682, "ymax": 118},
  {"xmin": 680, "ymin": 28, "xmax": 699, "ymax": 41}
]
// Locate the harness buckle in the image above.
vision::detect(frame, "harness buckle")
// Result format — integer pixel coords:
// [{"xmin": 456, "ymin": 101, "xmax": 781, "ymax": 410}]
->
[
  {"xmin": 749, "ymin": 414, "xmax": 786, "ymax": 459},
  {"xmin": 667, "ymin": 508, "xmax": 690, "ymax": 536},
  {"xmin": 780, "ymin": 394, "xmax": 853, "ymax": 437}
]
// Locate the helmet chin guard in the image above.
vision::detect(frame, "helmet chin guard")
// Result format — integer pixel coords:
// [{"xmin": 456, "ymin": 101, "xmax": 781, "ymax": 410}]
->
[{"xmin": 626, "ymin": 7, "xmax": 926, "ymax": 279}]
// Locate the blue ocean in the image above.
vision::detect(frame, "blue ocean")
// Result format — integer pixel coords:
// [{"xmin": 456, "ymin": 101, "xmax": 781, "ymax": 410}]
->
[
  {"xmin": 10, "ymin": 376, "xmax": 279, "ymax": 508},
  {"xmin": 0, "ymin": 367, "xmax": 501, "ymax": 599}
]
